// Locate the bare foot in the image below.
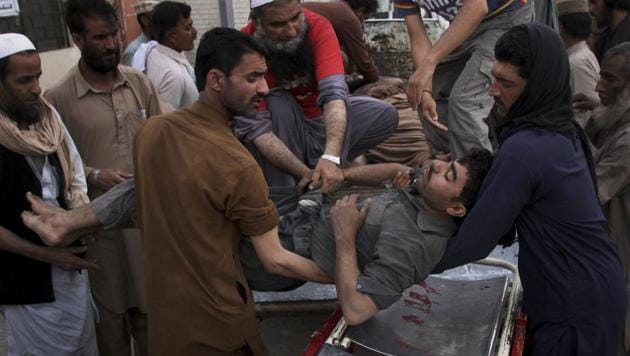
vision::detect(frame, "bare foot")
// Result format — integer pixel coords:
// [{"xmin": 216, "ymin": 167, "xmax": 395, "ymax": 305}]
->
[
  {"xmin": 22, "ymin": 192, "xmax": 72, "ymax": 246},
  {"xmin": 26, "ymin": 192, "xmax": 65, "ymax": 214},
  {"xmin": 22, "ymin": 210, "xmax": 71, "ymax": 246}
]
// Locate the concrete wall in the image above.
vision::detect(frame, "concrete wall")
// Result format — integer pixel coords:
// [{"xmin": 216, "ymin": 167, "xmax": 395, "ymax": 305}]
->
[
  {"xmin": 39, "ymin": 46, "xmax": 81, "ymax": 91},
  {"xmin": 364, "ymin": 18, "xmax": 447, "ymax": 78}
]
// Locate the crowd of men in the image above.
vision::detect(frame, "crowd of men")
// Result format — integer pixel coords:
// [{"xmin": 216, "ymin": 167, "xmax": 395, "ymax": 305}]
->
[{"xmin": 1, "ymin": 0, "xmax": 630, "ymax": 354}]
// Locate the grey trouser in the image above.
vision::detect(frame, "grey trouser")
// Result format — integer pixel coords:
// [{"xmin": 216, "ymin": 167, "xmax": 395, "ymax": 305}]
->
[
  {"xmin": 424, "ymin": 3, "xmax": 533, "ymax": 158},
  {"xmin": 233, "ymin": 90, "xmax": 399, "ymax": 186}
]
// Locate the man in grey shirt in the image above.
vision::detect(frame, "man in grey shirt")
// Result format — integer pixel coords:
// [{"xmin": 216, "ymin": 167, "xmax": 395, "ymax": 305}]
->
[{"xmin": 22, "ymin": 150, "xmax": 492, "ymax": 319}]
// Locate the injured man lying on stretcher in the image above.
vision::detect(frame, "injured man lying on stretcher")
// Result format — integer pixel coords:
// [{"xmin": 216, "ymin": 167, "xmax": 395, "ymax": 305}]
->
[{"xmin": 22, "ymin": 149, "xmax": 492, "ymax": 323}]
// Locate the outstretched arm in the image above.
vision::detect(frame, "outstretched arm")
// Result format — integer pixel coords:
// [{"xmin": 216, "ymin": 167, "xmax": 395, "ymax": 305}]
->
[
  {"xmin": 311, "ymin": 99, "xmax": 347, "ymax": 193},
  {"xmin": 253, "ymin": 132, "xmax": 311, "ymax": 179},
  {"xmin": 406, "ymin": 0, "xmax": 488, "ymax": 128},
  {"xmin": 331, "ymin": 195, "xmax": 378, "ymax": 325},
  {"xmin": 342, "ymin": 163, "xmax": 410, "ymax": 186},
  {"xmin": 250, "ymin": 226, "xmax": 333, "ymax": 284}
]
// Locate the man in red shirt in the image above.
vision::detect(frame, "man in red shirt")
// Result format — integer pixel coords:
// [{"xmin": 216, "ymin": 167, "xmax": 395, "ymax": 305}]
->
[{"xmin": 237, "ymin": 0, "xmax": 398, "ymax": 194}]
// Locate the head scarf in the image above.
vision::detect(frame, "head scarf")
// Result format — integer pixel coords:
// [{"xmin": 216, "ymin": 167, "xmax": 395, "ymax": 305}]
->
[
  {"xmin": 495, "ymin": 23, "xmax": 598, "ymax": 188},
  {"xmin": 496, "ymin": 23, "xmax": 577, "ymax": 142}
]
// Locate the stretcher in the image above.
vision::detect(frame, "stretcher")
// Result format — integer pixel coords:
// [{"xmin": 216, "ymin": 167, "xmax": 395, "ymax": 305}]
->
[{"xmin": 299, "ymin": 258, "xmax": 526, "ymax": 356}]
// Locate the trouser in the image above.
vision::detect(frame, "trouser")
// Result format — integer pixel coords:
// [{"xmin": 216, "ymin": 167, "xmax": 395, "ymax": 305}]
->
[
  {"xmin": 421, "ymin": 2, "xmax": 533, "ymax": 158},
  {"xmin": 87, "ymin": 227, "xmax": 147, "ymax": 356},
  {"xmin": 95, "ymin": 306, "xmax": 147, "ymax": 356},
  {"xmin": 234, "ymin": 91, "xmax": 398, "ymax": 186},
  {"xmin": 1, "ymin": 268, "xmax": 98, "ymax": 356}
]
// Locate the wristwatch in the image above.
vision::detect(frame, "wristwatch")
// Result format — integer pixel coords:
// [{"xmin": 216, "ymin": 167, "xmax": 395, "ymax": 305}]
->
[{"xmin": 321, "ymin": 154, "xmax": 341, "ymax": 165}]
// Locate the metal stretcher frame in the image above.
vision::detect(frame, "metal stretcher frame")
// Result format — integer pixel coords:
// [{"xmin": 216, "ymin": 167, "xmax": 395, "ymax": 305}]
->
[{"xmin": 304, "ymin": 258, "xmax": 524, "ymax": 356}]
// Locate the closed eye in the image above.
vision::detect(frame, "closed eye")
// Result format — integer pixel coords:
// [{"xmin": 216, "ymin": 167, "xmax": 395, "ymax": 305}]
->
[{"xmin": 445, "ymin": 162, "xmax": 457, "ymax": 182}]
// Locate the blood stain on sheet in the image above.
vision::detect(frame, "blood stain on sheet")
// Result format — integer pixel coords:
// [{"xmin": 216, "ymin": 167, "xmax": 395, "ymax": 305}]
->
[
  {"xmin": 417, "ymin": 281, "xmax": 440, "ymax": 295},
  {"xmin": 402, "ymin": 314, "xmax": 424, "ymax": 326}
]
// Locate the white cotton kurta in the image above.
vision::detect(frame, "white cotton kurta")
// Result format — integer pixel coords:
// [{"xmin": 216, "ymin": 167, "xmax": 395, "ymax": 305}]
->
[
  {"xmin": 136, "ymin": 42, "xmax": 198, "ymax": 109},
  {"xmin": 0, "ymin": 118, "xmax": 98, "ymax": 355}
]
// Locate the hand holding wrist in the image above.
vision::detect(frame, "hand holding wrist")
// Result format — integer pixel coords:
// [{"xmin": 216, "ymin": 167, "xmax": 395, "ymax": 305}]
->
[{"xmin": 321, "ymin": 154, "xmax": 341, "ymax": 166}]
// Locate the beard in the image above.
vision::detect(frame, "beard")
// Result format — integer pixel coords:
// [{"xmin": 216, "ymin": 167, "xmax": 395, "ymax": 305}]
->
[
  {"xmin": 592, "ymin": 86, "xmax": 630, "ymax": 126},
  {"xmin": 82, "ymin": 43, "xmax": 120, "ymax": 73},
  {"xmin": 253, "ymin": 19, "xmax": 315, "ymax": 85},
  {"xmin": 254, "ymin": 13, "xmax": 308, "ymax": 53},
  {"xmin": 0, "ymin": 97, "xmax": 45, "ymax": 127}
]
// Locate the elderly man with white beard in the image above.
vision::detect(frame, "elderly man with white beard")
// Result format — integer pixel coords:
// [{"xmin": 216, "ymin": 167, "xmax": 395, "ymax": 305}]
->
[
  {"xmin": 585, "ymin": 41, "xmax": 630, "ymax": 356},
  {"xmin": 237, "ymin": 0, "xmax": 399, "ymax": 194}
]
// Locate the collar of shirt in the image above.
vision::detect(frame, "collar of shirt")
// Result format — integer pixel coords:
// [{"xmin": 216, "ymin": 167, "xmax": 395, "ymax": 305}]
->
[
  {"xmin": 155, "ymin": 43, "xmax": 192, "ymax": 69},
  {"xmin": 72, "ymin": 64, "xmax": 130, "ymax": 98},
  {"xmin": 566, "ymin": 41, "xmax": 589, "ymax": 56},
  {"xmin": 399, "ymin": 189, "xmax": 457, "ymax": 236},
  {"xmin": 187, "ymin": 99, "xmax": 231, "ymax": 126}
]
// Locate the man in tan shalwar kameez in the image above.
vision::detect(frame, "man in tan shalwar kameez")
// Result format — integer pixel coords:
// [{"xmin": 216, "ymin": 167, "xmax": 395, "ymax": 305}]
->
[{"xmin": 45, "ymin": 1, "xmax": 168, "ymax": 354}]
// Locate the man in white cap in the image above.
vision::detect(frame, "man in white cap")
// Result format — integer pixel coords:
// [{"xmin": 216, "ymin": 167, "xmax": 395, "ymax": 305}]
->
[
  {"xmin": 44, "ymin": 0, "xmax": 167, "ymax": 354},
  {"xmin": 122, "ymin": 0, "xmax": 159, "ymax": 66},
  {"xmin": 0, "ymin": 33, "xmax": 98, "ymax": 354},
  {"xmin": 557, "ymin": 0, "xmax": 600, "ymax": 126},
  {"xmin": 238, "ymin": 0, "xmax": 398, "ymax": 194}
]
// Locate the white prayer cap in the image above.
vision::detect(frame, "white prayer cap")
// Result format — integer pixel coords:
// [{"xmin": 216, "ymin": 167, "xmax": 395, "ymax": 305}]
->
[
  {"xmin": 250, "ymin": 0, "xmax": 275, "ymax": 9},
  {"xmin": 0, "ymin": 33, "xmax": 36, "ymax": 59}
]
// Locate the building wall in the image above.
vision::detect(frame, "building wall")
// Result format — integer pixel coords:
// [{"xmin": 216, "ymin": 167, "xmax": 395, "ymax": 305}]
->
[
  {"xmin": 0, "ymin": 0, "xmax": 68, "ymax": 52},
  {"xmin": 117, "ymin": 0, "xmax": 143, "ymax": 45},
  {"xmin": 40, "ymin": 46, "xmax": 81, "ymax": 91},
  {"xmin": 233, "ymin": 0, "xmax": 251, "ymax": 28}
]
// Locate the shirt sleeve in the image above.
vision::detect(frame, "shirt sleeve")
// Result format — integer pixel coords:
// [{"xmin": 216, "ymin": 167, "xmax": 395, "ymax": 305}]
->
[
  {"xmin": 393, "ymin": 0, "xmax": 422, "ymax": 18},
  {"xmin": 317, "ymin": 74, "xmax": 349, "ymax": 108},
  {"xmin": 143, "ymin": 75, "xmax": 173, "ymax": 116},
  {"xmin": 571, "ymin": 57, "xmax": 600, "ymax": 102},
  {"xmin": 433, "ymin": 143, "xmax": 534, "ymax": 272},
  {"xmin": 596, "ymin": 130, "xmax": 630, "ymax": 205},
  {"xmin": 157, "ymin": 70, "xmax": 185, "ymax": 109},
  {"xmin": 307, "ymin": 11, "xmax": 345, "ymax": 82},
  {"xmin": 227, "ymin": 162, "xmax": 280, "ymax": 237}
]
